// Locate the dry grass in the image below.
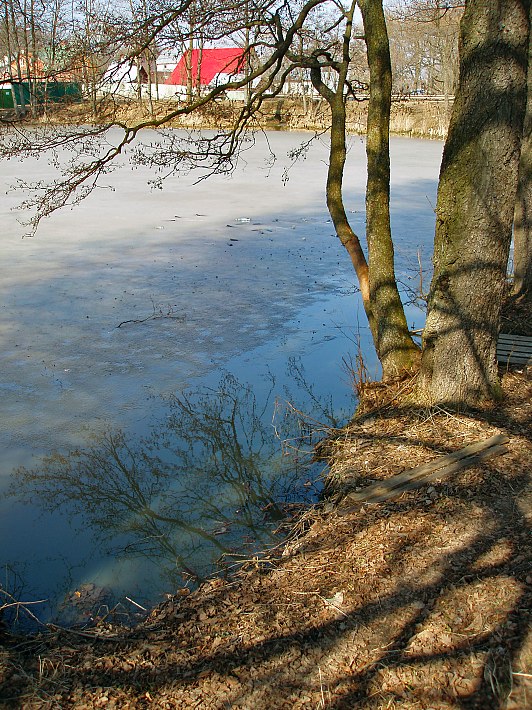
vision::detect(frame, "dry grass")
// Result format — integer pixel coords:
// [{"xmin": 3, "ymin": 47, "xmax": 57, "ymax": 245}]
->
[{"xmin": 26, "ymin": 96, "xmax": 451, "ymax": 138}]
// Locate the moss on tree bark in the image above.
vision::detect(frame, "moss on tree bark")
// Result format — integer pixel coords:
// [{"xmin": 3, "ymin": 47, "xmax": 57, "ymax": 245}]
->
[
  {"xmin": 419, "ymin": 0, "xmax": 530, "ymax": 408},
  {"xmin": 513, "ymin": 3, "xmax": 532, "ymax": 305},
  {"xmin": 359, "ymin": 0, "xmax": 420, "ymax": 376}
]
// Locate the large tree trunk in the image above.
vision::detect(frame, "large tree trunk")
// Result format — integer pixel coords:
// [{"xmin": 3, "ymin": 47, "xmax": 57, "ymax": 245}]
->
[
  {"xmin": 513, "ymin": 3, "xmax": 532, "ymax": 304},
  {"xmin": 359, "ymin": 0, "xmax": 420, "ymax": 376},
  {"xmin": 419, "ymin": 0, "xmax": 530, "ymax": 408}
]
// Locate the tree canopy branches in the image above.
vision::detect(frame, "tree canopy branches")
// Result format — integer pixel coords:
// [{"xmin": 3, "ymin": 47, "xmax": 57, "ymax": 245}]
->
[{"xmin": 1, "ymin": 0, "xmax": 529, "ymax": 404}]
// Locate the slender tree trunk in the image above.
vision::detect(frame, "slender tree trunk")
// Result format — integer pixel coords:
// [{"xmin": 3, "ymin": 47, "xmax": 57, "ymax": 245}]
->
[
  {"xmin": 310, "ymin": 0, "xmax": 417, "ymax": 377},
  {"xmin": 4, "ymin": 2, "xmax": 21, "ymax": 119},
  {"xmin": 309, "ymin": 5, "xmax": 371, "ymax": 321},
  {"xmin": 9, "ymin": 0, "xmax": 26, "ymax": 115},
  {"xmin": 419, "ymin": 0, "xmax": 529, "ymax": 408},
  {"xmin": 29, "ymin": 0, "xmax": 39, "ymax": 116},
  {"xmin": 359, "ymin": 0, "xmax": 420, "ymax": 375},
  {"xmin": 245, "ymin": 9, "xmax": 251, "ymax": 104},
  {"xmin": 195, "ymin": 41, "xmax": 203, "ymax": 98},
  {"xmin": 324, "ymin": 83, "xmax": 372, "ymax": 308},
  {"xmin": 22, "ymin": 0, "xmax": 36, "ymax": 117},
  {"xmin": 513, "ymin": 3, "xmax": 532, "ymax": 303},
  {"xmin": 186, "ymin": 14, "xmax": 194, "ymax": 103},
  {"xmin": 146, "ymin": 50, "xmax": 155, "ymax": 117}
]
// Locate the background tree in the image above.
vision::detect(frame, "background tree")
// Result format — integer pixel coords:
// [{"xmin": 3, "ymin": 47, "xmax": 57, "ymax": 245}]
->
[
  {"xmin": 419, "ymin": 0, "xmax": 530, "ymax": 407},
  {"xmin": 386, "ymin": 0, "xmax": 463, "ymax": 101}
]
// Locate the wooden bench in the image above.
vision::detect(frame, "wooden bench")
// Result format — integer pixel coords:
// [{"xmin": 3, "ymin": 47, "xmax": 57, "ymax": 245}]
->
[
  {"xmin": 497, "ymin": 333, "xmax": 532, "ymax": 366},
  {"xmin": 336, "ymin": 433, "xmax": 509, "ymax": 510}
]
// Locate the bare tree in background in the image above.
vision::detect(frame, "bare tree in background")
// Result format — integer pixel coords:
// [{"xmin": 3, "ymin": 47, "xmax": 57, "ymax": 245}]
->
[{"xmin": 387, "ymin": 0, "xmax": 463, "ymax": 102}]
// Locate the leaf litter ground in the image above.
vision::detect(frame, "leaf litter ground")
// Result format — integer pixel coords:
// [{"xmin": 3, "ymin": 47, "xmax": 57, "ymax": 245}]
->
[{"xmin": 1, "ymin": 367, "xmax": 531, "ymax": 709}]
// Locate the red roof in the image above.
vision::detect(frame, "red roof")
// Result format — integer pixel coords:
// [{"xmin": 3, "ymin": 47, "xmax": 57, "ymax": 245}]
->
[{"xmin": 165, "ymin": 48, "xmax": 245, "ymax": 86}]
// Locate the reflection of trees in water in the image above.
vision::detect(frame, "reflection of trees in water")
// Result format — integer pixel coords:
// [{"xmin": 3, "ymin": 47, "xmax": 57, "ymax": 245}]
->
[
  {"xmin": 13, "ymin": 368, "xmax": 343, "ymax": 585},
  {"xmin": 279, "ymin": 357, "xmax": 346, "ymax": 452}
]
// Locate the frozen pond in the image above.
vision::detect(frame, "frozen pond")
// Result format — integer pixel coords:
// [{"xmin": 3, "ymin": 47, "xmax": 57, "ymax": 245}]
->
[{"xmin": 0, "ymin": 130, "xmax": 442, "ymax": 625}]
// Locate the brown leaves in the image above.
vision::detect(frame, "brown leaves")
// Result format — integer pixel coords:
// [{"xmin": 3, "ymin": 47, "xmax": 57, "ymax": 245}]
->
[{"xmin": 2, "ymin": 371, "xmax": 531, "ymax": 708}]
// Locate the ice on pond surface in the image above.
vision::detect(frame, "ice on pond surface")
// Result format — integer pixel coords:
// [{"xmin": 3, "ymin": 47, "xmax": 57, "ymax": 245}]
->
[{"xmin": 0, "ymin": 130, "xmax": 442, "ymax": 625}]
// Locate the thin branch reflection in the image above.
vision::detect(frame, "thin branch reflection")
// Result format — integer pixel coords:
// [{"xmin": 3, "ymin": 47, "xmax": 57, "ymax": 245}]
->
[{"xmin": 12, "ymin": 367, "xmax": 346, "ymax": 594}]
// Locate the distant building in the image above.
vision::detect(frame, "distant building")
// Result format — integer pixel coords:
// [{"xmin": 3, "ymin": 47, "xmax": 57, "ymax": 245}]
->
[
  {"xmin": 0, "ymin": 53, "xmax": 45, "ymax": 81},
  {"xmin": 1, "ymin": 48, "xmax": 85, "ymax": 84},
  {"xmin": 99, "ymin": 47, "xmax": 254, "ymax": 101},
  {"xmin": 165, "ymin": 47, "xmax": 247, "ymax": 90},
  {"xmin": 154, "ymin": 50, "xmax": 181, "ymax": 82}
]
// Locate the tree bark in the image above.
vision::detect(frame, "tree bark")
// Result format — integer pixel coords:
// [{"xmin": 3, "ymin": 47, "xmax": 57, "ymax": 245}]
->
[
  {"xmin": 513, "ymin": 3, "xmax": 532, "ymax": 303},
  {"xmin": 309, "ymin": 4, "xmax": 371, "ymax": 314},
  {"xmin": 359, "ymin": 0, "xmax": 420, "ymax": 376},
  {"xmin": 419, "ymin": 0, "xmax": 530, "ymax": 408},
  {"xmin": 311, "ymin": 0, "xmax": 418, "ymax": 377},
  {"xmin": 325, "ymin": 87, "xmax": 372, "ymax": 308}
]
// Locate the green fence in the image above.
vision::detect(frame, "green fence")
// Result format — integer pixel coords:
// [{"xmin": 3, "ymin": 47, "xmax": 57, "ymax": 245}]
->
[
  {"xmin": 0, "ymin": 83, "xmax": 30, "ymax": 109},
  {"xmin": 0, "ymin": 81, "xmax": 82, "ymax": 110}
]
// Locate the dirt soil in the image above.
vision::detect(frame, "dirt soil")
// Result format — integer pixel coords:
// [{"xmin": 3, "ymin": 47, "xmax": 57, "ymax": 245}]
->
[{"xmin": 1, "ymin": 364, "xmax": 531, "ymax": 709}]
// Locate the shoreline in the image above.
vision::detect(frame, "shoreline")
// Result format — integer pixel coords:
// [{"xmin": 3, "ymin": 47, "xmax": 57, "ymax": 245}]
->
[
  {"xmin": 1, "ymin": 363, "xmax": 530, "ymax": 709},
  {"xmin": 18, "ymin": 96, "xmax": 452, "ymax": 141}
]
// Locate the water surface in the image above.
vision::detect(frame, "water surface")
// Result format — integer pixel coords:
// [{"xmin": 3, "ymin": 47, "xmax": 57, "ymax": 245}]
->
[{"xmin": 0, "ymin": 131, "xmax": 442, "ymax": 625}]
